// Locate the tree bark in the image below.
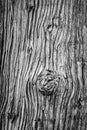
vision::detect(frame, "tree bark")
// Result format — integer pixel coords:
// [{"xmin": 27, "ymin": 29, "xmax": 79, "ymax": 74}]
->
[{"xmin": 0, "ymin": 0, "xmax": 87, "ymax": 130}]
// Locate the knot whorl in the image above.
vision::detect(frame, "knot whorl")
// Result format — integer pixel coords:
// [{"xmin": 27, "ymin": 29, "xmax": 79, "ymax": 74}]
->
[{"xmin": 36, "ymin": 70, "xmax": 63, "ymax": 96}]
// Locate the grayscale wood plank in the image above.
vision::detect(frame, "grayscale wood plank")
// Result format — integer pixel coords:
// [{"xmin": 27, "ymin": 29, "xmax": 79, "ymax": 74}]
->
[{"xmin": 0, "ymin": 0, "xmax": 87, "ymax": 130}]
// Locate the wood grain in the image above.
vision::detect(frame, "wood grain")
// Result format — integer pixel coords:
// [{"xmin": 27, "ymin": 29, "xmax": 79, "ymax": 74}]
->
[{"xmin": 0, "ymin": 0, "xmax": 87, "ymax": 130}]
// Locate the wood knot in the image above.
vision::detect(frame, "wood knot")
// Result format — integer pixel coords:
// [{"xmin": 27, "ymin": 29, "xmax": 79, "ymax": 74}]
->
[{"xmin": 36, "ymin": 69, "xmax": 65, "ymax": 96}]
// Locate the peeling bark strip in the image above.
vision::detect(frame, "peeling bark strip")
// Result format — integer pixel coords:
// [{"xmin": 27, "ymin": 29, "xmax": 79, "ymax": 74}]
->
[{"xmin": 0, "ymin": 0, "xmax": 87, "ymax": 130}]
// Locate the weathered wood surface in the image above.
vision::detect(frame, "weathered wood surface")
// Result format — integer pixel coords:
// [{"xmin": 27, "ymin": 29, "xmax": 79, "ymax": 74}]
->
[{"xmin": 0, "ymin": 0, "xmax": 87, "ymax": 130}]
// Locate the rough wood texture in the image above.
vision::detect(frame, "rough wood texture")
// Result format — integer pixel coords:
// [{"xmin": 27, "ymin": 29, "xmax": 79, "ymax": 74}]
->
[{"xmin": 0, "ymin": 0, "xmax": 87, "ymax": 130}]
